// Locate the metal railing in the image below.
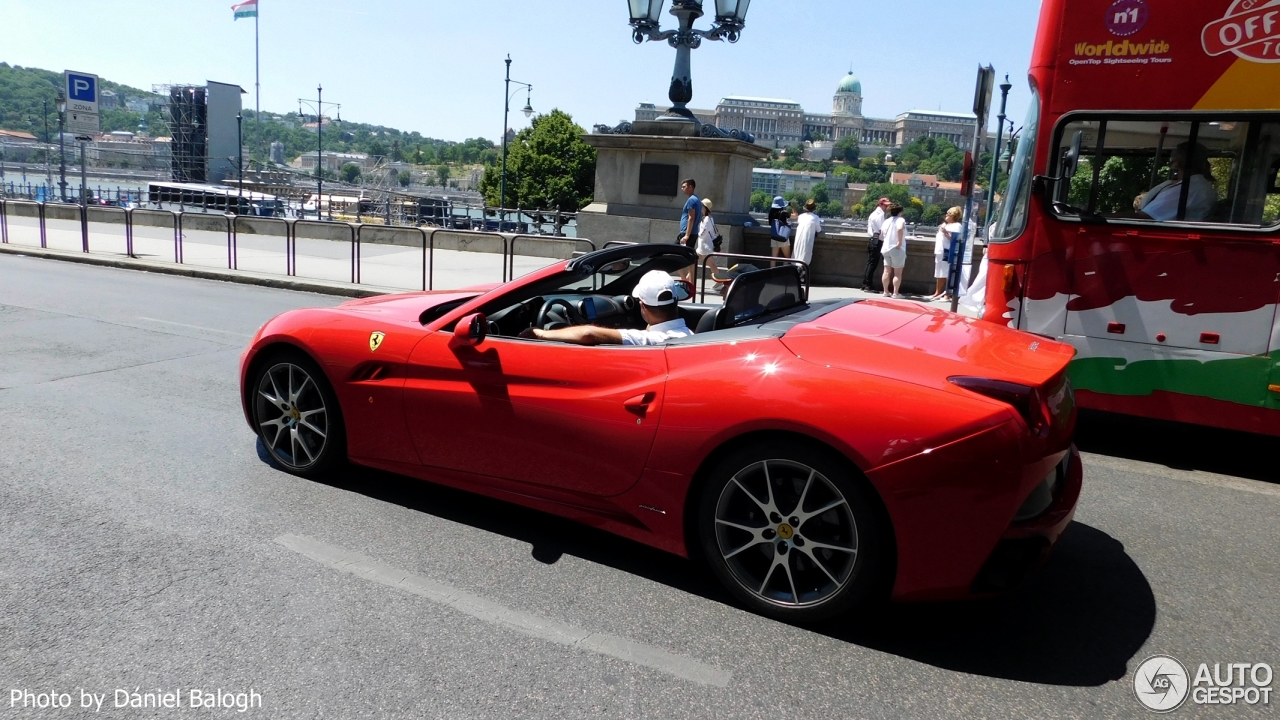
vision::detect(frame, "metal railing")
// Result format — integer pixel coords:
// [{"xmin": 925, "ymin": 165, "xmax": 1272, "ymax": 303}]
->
[
  {"xmin": 0, "ymin": 199, "xmax": 610, "ymax": 293},
  {"xmin": 696, "ymin": 252, "xmax": 810, "ymax": 303}
]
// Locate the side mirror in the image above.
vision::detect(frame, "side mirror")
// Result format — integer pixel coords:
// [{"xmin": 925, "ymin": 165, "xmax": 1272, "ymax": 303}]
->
[
  {"xmin": 673, "ymin": 279, "xmax": 693, "ymax": 302},
  {"xmin": 450, "ymin": 312, "xmax": 487, "ymax": 348}
]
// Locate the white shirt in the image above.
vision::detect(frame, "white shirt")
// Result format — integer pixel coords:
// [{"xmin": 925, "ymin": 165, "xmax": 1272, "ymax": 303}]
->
[
  {"xmin": 867, "ymin": 207, "xmax": 886, "ymax": 239},
  {"xmin": 619, "ymin": 317, "xmax": 693, "ymax": 346},
  {"xmin": 1139, "ymin": 174, "xmax": 1217, "ymax": 221},
  {"xmin": 792, "ymin": 211, "xmax": 823, "ymax": 265},
  {"xmin": 881, "ymin": 216, "xmax": 906, "ymax": 253},
  {"xmin": 697, "ymin": 215, "xmax": 718, "ymax": 256},
  {"xmin": 935, "ymin": 221, "xmax": 961, "ymax": 257}
]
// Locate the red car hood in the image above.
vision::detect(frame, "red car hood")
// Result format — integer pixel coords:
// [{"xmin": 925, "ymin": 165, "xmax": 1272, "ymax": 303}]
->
[{"xmin": 782, "ymin": 299, "xmax": 1074, "ymax": 390}]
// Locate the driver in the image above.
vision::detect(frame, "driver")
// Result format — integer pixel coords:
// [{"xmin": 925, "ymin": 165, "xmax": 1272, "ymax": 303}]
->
[{"xmin": 519, "ymin": 270, "xmax": 693, "ymax": 346}]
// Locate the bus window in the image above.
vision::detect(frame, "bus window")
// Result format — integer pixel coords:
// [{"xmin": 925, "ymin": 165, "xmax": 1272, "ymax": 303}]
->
[
  {"xmin": 1053, "ymin": 116, "xmax": 1280, "ymax": 228},
  {"xmin": 991, "ymin": 88, "xmax": 1040, "ymax": 243}
]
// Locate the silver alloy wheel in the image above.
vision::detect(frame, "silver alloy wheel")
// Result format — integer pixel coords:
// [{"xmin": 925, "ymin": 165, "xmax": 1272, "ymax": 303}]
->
[
  {"xmin": 255, "ymin": 362, "xmax": 329, "ymax": 469},
  {"xmin": 714, "ymin": 459, "xmax": 859, "ymax": 608}
]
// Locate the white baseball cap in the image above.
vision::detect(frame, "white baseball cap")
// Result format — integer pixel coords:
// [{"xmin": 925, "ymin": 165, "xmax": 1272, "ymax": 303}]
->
[{"xmin": 632, "ymin": 270, "xmax": 678, "ymax": 306}]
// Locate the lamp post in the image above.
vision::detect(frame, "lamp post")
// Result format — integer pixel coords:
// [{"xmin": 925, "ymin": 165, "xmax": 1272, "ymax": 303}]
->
[
  {"xmin": 499, "ymin": 55, "xmax": 534, "ymax": 227},
  {"xmin": 236, "ymin": 112, "xmax": 244, "ymax": 205},
  {"xmin": 627, "ymin": 0, "xmax": 751, "ymax": 123},
  {"xmin": 56, "ymin": 90, "xmax": 67, "ymax": 202},
  {"xmin": 298, "ymin": 86, "xmax": 341, "ymax": 219},
  {"xmin": 43, "ymin": 99, "xmax": 53, "ymax": 197},
  {"xmin": 985, "ymin": 75, "xmax": 1013, "ymax": 230}
]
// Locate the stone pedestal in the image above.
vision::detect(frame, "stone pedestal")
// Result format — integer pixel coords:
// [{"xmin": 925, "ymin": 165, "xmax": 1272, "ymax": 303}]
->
[{"xmin": 578, "ymin": 133, "xmax": 771, "ymax": 252}]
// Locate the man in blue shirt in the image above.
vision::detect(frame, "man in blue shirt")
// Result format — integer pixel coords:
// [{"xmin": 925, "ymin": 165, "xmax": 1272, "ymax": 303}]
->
[{"xmin": 678, "ymin": 178, "xmax": 701, "ymax": 248}]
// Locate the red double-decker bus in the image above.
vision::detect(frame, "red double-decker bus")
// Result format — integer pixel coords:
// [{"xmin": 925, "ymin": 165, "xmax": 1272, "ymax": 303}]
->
[{"xmin": 986, "ymin": 0, "xmax": 1280, "ymax": 436}]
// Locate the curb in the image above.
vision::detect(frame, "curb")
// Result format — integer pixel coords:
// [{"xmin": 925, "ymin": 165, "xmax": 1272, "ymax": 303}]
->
[{"xmin": 0, "ymin": 243, "xmax": 395, "ymax": 298}]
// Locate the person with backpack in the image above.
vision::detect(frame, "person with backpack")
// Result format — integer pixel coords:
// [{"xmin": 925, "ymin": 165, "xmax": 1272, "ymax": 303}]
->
[{"xmin": 767, "ymin": 196, "xmax": 792, "ymax": 262}]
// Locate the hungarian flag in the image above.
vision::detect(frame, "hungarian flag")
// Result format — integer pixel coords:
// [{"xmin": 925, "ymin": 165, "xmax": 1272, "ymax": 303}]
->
[{"xmin": 232, "ymin": 0, "xmax": 257, "ymax": 19}]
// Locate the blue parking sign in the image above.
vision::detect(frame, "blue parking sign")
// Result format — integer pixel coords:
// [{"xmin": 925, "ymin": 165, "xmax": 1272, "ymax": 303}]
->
[{"xmin": 67, "ymin": 72, "xmax": 96, "ymax": 104}]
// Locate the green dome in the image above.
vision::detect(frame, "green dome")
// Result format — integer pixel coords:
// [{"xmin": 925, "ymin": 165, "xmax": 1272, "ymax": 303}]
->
[{"xmin": 836, "ymin": 72, "xmax": 861, "ymax": 94}]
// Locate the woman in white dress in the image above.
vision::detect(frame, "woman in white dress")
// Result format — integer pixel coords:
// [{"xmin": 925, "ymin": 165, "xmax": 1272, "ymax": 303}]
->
[{"xmin": 929, "ymin": 206, "xmax": 963, "ymax": 301}]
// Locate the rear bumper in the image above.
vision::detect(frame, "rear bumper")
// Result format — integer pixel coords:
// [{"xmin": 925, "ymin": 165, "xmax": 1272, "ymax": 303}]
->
[{"xmin": 970, "ymin": 444, "xmax": 1082, "ymax": 595}]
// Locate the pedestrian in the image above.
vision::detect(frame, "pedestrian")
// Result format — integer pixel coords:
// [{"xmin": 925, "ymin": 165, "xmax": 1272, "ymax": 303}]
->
[
  {"xmin": 862, "ymin": 197, "xmax": 890, "ymax": 292},
  {"xmin": 678, "ymin": 178, "xmax": 702, "ymax": 248},
  {"xmin": 880, "ymin": 203, "xmax": 907, "ymax": 298},
  {"xmin": 768, "ymin": 196, "xmax": 791, "ymax": 262},
  {"xmin": 792, "ymin": 198, "xmax": 823, "ymax": 269},
  {"xmin": 929, "ymin": 206, "xmax": 963, "ymax": 301},
  {"xmin": 691, "ymin": 197, "xmax": 721, "ymax": 284}
]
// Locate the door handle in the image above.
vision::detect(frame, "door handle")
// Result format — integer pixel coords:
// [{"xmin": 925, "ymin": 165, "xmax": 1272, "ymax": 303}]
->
[
  {"xmin": 623, "ymin": 392, "xmax": 656, "ymax": 416},
  {"xmin": 623, "ymin": 392, "xmax": 656, "ymax": 408}
]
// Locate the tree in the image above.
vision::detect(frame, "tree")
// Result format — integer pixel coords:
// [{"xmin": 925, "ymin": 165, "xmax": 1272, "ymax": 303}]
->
[
  {"xmin": 850, "ymin": 203, "xmax": 866, "ymax": 218},
  {"xmin": 820, "ymin": 200, "xmax": 844, "ymax": 218},
  {"xmin": 340, "ymin": 163, "xmax": 361, "ymax": 183},
  {"xmin": 832, "ymin": 135, "xmax": 860, "ymax": 164},
  {"xmin": 479, "ymin": 109, "xmax": 596, "ymax": 210},
  {"xmin": 863, "ymin": 182, "xmax": 911, "ymax": 209},
  {"xmin": 397, "ymin": 169, "xmax": 412, "ymax": 188},
  {"xmin": 922, "ymin": 204, "xmax": 944, "ymax": 225},
  {"xmin": 750, "ymin": 190, "xmax": 771, "ymax": 212},
  {"xmin": 810, "ymin": 183, "xmax": 830, "ymax": 204},
  {"xmin": 435, "ymin": 164, "xmax": 450, "ymax": 187}
]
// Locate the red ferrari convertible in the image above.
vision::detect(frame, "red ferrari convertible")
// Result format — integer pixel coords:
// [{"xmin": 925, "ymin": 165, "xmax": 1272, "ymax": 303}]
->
[{"xmin": 240, "ymin": 243, "xmax": 1081, "ymax": 622}]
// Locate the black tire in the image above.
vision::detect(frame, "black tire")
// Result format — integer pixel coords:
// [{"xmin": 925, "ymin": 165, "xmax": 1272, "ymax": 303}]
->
[
  {"xmin": 249, "ymin": 351, "xmax": 346, "ymax": 479},
  {"xmin": 698, "ymin": 441, "xmax": 889, "ymax": 623}
]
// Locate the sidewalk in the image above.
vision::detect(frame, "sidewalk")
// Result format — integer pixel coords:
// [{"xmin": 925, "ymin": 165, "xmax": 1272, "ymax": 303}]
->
[{"xmin": 0, "ymin": 214, "xmax": 961, "ymax": 308}]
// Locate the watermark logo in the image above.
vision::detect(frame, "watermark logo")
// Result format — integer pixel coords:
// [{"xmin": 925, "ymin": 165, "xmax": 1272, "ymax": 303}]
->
[
  {"xmin": 1134, "ymin": 655, "xmax": 1190, "ymax": 712},
  {"xmin": 1202, "ymin": 0, "xmax": 1280, "ymax": 63},
  {"xmin": 1106, "ymin": 0, "xmax": 1150, "ymax": 37}
]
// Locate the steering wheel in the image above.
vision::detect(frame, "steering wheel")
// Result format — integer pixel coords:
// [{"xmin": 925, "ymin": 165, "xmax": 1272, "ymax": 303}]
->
[{"xmin": 534, "ymin": 298, "xmax": 583, "ymax": 330}]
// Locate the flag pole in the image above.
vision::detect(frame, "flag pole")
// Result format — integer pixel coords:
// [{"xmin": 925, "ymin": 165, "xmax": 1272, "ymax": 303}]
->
[{"xmin": 255, "ymin": 0, "xmax": 261, "ymax": 163}]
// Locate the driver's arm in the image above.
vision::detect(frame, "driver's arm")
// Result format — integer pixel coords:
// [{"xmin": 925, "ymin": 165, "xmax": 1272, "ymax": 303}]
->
[{"xmin": 519, "ymin": 325, "xmax": 623, "ymax": 345}]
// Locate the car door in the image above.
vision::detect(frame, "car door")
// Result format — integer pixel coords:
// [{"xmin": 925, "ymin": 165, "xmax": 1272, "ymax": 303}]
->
[{"xmin": 403, "ymin": 332, "xmax": 669, "ymax": 497}]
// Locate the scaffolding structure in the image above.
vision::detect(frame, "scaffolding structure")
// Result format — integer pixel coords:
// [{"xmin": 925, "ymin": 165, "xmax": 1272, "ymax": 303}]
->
[{"xmin": 162, "ymin": 85, "xmax": 208, "ymax": 183}]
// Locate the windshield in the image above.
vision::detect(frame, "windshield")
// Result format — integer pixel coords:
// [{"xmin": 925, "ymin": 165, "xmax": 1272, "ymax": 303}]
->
[{"xmin": 992, "ymin": 85, "xmax": 1040, "ymax": 243}]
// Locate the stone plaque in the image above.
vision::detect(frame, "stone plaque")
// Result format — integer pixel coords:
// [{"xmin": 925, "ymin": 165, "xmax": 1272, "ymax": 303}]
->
[{"xmin": 638, "ymin": 163, "xmax": 679, "ymax": 197}]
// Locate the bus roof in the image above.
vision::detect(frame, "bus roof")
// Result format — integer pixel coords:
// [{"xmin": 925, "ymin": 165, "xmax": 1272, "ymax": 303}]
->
[{"xmin": 1035, "ymin": 0, "xmax": 1280, "ymax": 114}]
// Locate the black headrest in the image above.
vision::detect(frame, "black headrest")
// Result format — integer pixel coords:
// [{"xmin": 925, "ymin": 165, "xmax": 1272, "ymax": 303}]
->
[{"xmin": 721, "ymin": 265, "xmax": 805, "ymax": 328}]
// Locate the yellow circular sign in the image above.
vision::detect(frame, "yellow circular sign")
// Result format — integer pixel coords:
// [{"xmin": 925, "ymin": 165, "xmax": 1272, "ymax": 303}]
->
[{"xmin": 777, "ymin": 523, "xmax": 794, "ymax": 540}]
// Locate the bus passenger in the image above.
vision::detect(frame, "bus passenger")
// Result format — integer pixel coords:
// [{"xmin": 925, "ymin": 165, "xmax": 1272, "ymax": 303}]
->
[{"xmin": 1136, "ymin": 142, "xmax": 1217, "ymax": 222}]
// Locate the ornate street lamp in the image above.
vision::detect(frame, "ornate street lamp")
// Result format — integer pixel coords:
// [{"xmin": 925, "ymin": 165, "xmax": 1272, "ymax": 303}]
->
[
  {"xmin": 627, "ymin": 0, "xmax": 751, "ymax": 122},
  {"xmin": 499, "ymin": 55, "xmax": 534, "ymax": 220}
]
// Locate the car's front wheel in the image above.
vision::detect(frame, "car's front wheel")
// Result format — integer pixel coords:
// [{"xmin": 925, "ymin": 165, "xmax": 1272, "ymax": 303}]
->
[
  {"xmin": 250, "ymin": 352, "xmax": 345, "ymax": 478},
  {"xmin": 698, "ymin": 442, "xmax": 889, "ymax": 623}
]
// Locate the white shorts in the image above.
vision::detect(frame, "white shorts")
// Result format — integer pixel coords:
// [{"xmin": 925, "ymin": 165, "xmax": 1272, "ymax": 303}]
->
[
  {"xmin": 770, "ymin": 238, "xmax": 790, "ymax": 249},
  {"xmin": 934, "ymin": 258, "xmax": 951, "ymax": 279},
  {"xmin": 882, "ymin": 247, "xmax": 906, "ymax": 269}
]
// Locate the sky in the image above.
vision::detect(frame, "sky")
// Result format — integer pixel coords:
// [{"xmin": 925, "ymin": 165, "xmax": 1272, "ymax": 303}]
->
[{"xmin": 1, "ymin": 0, "xmax": 1044, "ymax": 143}]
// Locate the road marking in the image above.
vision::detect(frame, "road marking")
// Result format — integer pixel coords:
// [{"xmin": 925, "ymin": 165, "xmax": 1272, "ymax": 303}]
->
[
  {"xmin": 137, "ymin": 316, "xmax": 251, "ymax": 337},
  {"xmin": 274, "ymin": 533, "xmax": 732, "ymax": 687},
  {"xmin": 1082, "ymin": 452, "xmax": 1280, "ymax": 498}
]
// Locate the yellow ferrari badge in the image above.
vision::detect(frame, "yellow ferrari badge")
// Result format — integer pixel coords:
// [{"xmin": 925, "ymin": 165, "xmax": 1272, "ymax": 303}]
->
[{"xmin": 369, "ymin": 331, "xmax": 386, "ymax": 352}]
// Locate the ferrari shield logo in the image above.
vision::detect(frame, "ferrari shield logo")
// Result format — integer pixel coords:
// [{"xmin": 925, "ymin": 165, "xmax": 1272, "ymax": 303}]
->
[{"xmin": 368, "ymin": 331, "xmax": 386, "ymax": 352}]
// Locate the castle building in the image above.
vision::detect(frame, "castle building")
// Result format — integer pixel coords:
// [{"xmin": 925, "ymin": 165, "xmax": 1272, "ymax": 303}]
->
[{"xmin": 635, "ymin": 71, "xmax": 981, "ymax": 151}]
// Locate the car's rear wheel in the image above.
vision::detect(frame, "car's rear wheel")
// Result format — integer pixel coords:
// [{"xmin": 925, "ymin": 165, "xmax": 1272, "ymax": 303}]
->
[
  {"xmin": 698, "ymin": 442, "xmax": 888, "ymax": 623},
  {"xmin": 251, "ymin": 353, "xmax": 345, "ymax": 478}
]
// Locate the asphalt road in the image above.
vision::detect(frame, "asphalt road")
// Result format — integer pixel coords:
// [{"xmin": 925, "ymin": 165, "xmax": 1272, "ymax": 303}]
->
[{"xmin": 1, "ymin": 254, "xmax": 1276, "ymax": 719}]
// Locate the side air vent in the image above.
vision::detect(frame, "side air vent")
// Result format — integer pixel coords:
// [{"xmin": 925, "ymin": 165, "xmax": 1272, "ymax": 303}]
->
[{"xmin": 349, "ymin": 363, "xmax": 389, "ymax": 382}]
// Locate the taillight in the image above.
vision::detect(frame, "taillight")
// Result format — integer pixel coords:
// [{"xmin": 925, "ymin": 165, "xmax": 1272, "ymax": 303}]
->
[{"xmin": 949, "ymin": 376, "xmax": 1049, "ymax": 436}]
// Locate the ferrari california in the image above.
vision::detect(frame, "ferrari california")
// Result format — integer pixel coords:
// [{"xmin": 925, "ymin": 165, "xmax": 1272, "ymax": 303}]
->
[{"xmin": 239, "ymin": 243, "xmax": 1081, "ymax": 623}]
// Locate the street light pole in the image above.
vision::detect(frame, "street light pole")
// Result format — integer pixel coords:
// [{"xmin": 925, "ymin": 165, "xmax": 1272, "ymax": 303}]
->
[
  {"xmin": 237, "ymin": 112, "xmax": 244, "ymax": 206},
  {"xmin": 44, "ymin": 99, "xmax": 53, "ymax": 197},
  {"xmin": 56, "ymin": 90, "xmax": 67, "ymax": 202},
  {"xmin": 499, "ymin": 55, "xmax": 533, "ymax": 229},
  {"xmin": 297, "ymin": 86, "xmax": 340, "ymax": 220},
  {"xmin": 985, "ymin": 75, "xmax": 1012, "ymax": 236},
  {"xmin": 627, "ymin": 0, "xmax": 751, "ymax": 123}
]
